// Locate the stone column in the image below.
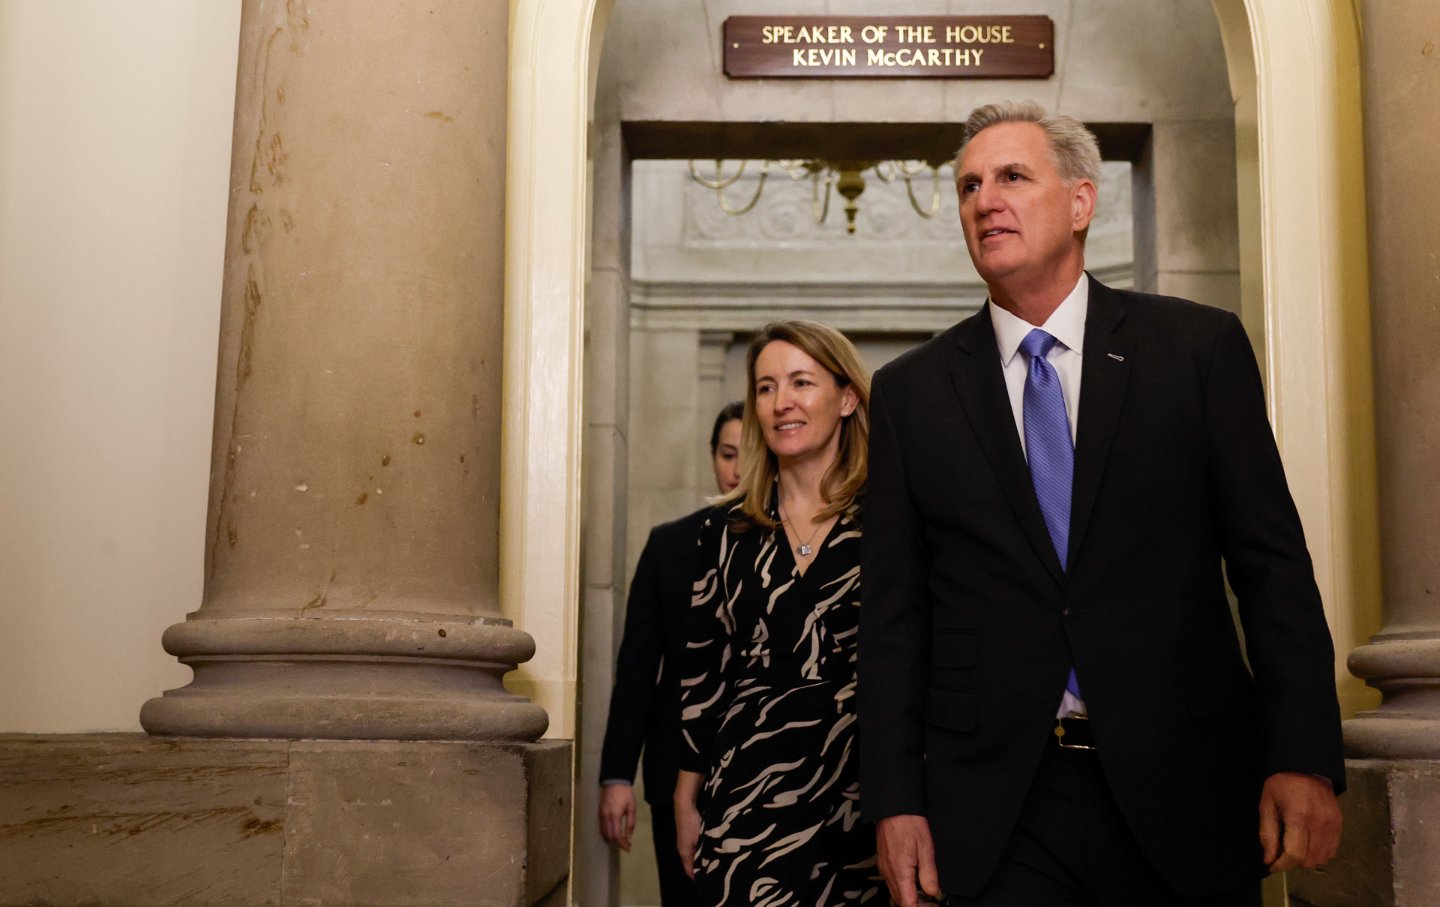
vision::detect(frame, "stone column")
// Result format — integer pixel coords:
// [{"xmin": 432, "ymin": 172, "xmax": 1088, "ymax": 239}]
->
[
  {"xmin": 1342, "ymin": 0, "xmax": 1440, "ymax": 762},
  {"xmin": 1291, "ymin": 3, "xmax": 1440, "ymax": 905},
  {"xmin": 141, "ymin": 0, "xmax": 545, "ymax": 741}
]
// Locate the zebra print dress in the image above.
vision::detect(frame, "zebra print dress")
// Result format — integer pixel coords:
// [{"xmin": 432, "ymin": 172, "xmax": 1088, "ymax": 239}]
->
[{"xmin": 678, "ymin": 496, "xmax": 882, "ymax": 907}]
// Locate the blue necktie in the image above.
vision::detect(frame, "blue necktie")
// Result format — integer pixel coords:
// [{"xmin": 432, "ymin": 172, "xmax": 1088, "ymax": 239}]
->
[{"xmin": 1020, "ymin": 328, "xmax": 1082, "ymax": 701}]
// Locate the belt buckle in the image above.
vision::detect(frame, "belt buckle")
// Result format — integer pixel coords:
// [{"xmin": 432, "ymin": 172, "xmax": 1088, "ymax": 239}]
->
[{"xmin": 1054, "ymin": 715, "xmax": 1096, "ymax": 751}]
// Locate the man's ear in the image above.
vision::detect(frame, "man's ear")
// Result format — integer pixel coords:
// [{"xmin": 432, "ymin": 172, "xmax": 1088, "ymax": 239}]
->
[{"xmin": 1071, "ymin": 179, "xmax": 1098, "ymax": 232}]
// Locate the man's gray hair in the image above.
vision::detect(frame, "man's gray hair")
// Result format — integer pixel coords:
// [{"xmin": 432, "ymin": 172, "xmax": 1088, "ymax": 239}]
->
[{"xmin": 954, "ymin": 100, "xmax": 1102, "ymax": 186}]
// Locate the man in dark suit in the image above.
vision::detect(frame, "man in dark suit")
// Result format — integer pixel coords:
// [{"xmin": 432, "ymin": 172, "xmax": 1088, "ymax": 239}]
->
[
  {"xmin": 858, "ymin": 101, "xmax": 1344, "ymax": 906},
  {"xmin": 598, "ymin": 402, "xmax": 743, "ymax": 907}
]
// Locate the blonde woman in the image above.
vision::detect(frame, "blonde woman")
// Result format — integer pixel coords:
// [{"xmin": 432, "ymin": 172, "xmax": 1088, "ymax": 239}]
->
[{"xmin": 674, "ymin": 321, "xmax": 882, "ymax": 906}]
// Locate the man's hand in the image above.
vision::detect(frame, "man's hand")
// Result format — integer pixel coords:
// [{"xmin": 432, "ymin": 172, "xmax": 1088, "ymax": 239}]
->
[
  {"xmin": 1259, "ymin": 772, "xmax": 1343, "ymax": 871},
  {"xmin": 877, "ymin": 814, "xmax": 941, "ymax": 907},
  {"xmin": 598, "ymin": 783, "xmax": 636, "ymax": 851}
]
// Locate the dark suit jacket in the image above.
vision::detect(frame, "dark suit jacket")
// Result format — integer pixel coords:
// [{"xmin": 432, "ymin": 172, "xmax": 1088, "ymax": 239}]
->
[
  {"xmin": 858, "ymin": 276, "xmax": 1344, "ymax": 898},
  {"xmin": 599, "ymin": 506, "xmax": 708, "ymax": 805}
]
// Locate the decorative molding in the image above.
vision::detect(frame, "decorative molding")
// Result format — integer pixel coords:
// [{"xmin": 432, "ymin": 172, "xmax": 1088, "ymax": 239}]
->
[
  {"xmin": 632, "ymin": 304, "xmax": 976, "ymax": 335},
  {"xmin": 627, "ymin": 261, "xmax": 1135, "ymax": 335}
]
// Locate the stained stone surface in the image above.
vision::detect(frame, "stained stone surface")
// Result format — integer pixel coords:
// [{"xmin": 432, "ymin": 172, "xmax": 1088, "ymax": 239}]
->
[
  {"xmin": 0, "ymin": 735, "xmax": 570, "ymax": 907},
  {"xmin": 1289, "ymin": 760, "xmax": 1440, "ymax": 907}
]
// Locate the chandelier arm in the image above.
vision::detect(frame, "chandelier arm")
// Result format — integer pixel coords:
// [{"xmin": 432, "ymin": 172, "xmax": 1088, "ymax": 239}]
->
[
  {"xmin": 904, "ymin": 166, "xmax": 943, "ymax": 219},
  {"xmin": 811, "ymin": 169, "xmax": 833, "ymax": 225},
  {"xmin": 717, "ymin": 165, "xmax": 769, "ymax": 216},
  {"xmin": 689, "ymin": 159, "xmax": 748, "ymax": 191},
  {"xmin": 693, "ymin": 159, "xmax": 945, "ymax": 231}
]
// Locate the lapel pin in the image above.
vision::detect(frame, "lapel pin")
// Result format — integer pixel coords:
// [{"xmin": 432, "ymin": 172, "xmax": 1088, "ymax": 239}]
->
[{"xmin": 1107, "ymin": 353, "xmax": 1125, "ymax": 362}]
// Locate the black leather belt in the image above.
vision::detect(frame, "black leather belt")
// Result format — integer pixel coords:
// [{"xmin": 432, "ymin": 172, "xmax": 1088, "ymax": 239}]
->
[{"xmin": 1053, "ymin": 715, "xmax": 1096, "ymax": 750}]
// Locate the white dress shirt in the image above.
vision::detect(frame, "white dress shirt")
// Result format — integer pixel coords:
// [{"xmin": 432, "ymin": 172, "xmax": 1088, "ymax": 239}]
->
[
  {"xmin": 988, "ymin": 272, "xmax": 1090, "ymax": 718},
  {"xmin": 988, "ymin": 273, "xmax": 1087, "ymax": 455}
]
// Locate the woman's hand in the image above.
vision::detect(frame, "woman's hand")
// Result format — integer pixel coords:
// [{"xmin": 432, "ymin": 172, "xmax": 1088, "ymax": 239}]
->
[
  {"xmin": 674, "ymin": 770, "xmax": 705, "ymax": 879},
  {"xmin": 598, "ymin": 783, "xmax": 636, "ymax": 851}
]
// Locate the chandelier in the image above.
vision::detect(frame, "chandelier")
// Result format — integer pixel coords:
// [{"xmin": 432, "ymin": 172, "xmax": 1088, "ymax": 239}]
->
[{"xmin": 687, "ymin": 159, "xmax": 947, "ymax": 235}]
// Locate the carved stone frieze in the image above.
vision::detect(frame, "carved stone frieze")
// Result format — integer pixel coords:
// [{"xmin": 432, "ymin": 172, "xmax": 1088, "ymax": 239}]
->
[
  {"xmin": 631, "ymin": 160, "xmax": 1133, "ymax": 294},
  {"xmin": 675, "ymin": 160, "xmax": 1133, "ymax": 249}
]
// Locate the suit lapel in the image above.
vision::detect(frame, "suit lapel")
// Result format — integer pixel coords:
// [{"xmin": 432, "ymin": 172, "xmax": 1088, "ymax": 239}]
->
[
  {"xmin": 1067, "ymin": 277, "xmax": 1133, "ymax": 569},
  {"xmin": 949, "ymin": 307, "xmax": 1066, "ymax": 586}
]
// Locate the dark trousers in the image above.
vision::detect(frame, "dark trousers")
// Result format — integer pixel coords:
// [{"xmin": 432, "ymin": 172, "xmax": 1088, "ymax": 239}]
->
[
  {"xmin": 948, "ymin": 743, "xmax": 1262, "ymax": 907},
  {"xmin": 648, "ymin": 800, "xmax": 702, "ymax": 907}
]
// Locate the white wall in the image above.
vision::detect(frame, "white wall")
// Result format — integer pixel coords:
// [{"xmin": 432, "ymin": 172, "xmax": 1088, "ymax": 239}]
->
[{"xmin": 0, "ymin": 1, "xmax": 240, "ymax": 732}]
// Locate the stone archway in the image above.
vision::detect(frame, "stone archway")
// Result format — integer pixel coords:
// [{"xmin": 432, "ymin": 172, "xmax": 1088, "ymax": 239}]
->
[{"xmin": 501, "ymin": 0, "xmax": 618, "ymax": 736}]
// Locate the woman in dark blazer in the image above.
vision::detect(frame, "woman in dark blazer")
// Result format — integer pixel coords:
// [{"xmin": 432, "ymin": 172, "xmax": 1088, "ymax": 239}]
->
[{"xmin": 598, "ymin": 401, "xmax": 743, "ymax": 907}]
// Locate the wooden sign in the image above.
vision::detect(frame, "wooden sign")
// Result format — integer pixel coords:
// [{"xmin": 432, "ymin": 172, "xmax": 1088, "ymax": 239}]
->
[{"xmin": 723, "ymin": 16, "xmax": 1053, "ymax": 79}]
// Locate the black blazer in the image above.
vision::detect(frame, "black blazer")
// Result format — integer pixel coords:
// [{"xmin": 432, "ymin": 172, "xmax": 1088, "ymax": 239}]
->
[
  {"xmin": 599, "ymin": 506, "xmax": 708, "ymax": 804},
  {"xmin": 858, "ymin": 277, "xmax": 1343, "ymax": 898}
]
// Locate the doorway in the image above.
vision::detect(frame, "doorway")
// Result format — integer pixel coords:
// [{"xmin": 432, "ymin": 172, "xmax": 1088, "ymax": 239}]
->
[{"xmin": 599, "ymin": 116, "xmax": 1154, "ymax": 907}]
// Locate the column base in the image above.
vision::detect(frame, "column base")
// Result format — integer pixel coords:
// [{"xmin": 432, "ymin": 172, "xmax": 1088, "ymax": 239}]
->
[
  {"xmin": 1289, "ymin": 759, "xmax": 1440, "ymax": 907},
  {"xmin": 1345, "ymin": 635, "xmax": 1440, "ymax": 759},
  {"xmin": 141, "ymin": 616, "xmax": 548, "ymax": 741},
  {"xmin": 1344, "ymin": 717, "xmax": 1440, "ymax": 760},
  {"xmin": 0, "ymin": 734, "xmax": 571, "ymax": 906}
]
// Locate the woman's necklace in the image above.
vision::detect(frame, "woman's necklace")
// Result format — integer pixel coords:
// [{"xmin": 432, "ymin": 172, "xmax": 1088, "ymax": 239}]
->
[{"xmin": 778, "ymin": 494, "xmax": 824, "ymax": 558}]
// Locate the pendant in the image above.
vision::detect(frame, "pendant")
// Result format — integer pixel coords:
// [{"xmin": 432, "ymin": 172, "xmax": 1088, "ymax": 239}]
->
[{"xmin": 798, "ymin": 544, "xmax": 813, "ymax": 557}]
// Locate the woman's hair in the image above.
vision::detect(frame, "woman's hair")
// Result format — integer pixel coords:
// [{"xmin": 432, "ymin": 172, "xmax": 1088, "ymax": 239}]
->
[
  {"xmin": 709, "ymin": 400, "xmax": 744, "ymax": 455},
  {"xmin": 722, "ymin": 320, "xmax": 870, "ymax": 529}
]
